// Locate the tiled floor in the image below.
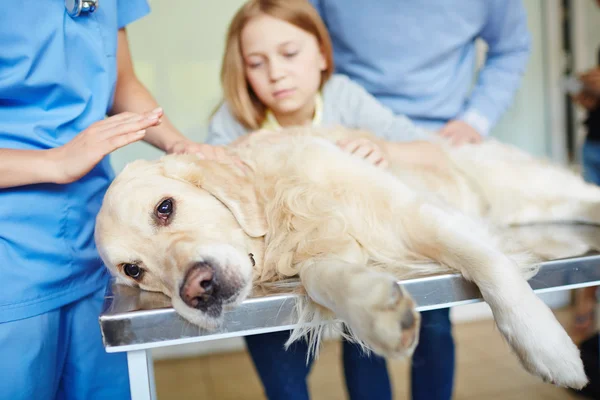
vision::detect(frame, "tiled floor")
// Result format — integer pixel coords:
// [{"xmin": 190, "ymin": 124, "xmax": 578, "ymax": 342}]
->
[{"xmin": 153, "ymin": 308, "xmax": 587, "ymax": 399}]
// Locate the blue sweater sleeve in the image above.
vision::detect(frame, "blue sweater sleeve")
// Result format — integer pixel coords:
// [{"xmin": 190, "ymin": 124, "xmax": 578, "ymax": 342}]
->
[{"xmin": 458, "ymin": 0, "xmax": 532, "ymax": 135}]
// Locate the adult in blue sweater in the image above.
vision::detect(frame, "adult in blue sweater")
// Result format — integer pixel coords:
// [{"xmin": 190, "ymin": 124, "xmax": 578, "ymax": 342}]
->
[{"xmin": 308, "ymin": 1, "xmax": 532, "ymax": 399}]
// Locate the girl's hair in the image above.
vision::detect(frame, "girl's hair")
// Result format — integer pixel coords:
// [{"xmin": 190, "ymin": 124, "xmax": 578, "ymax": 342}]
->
[{"xmin": 219, "ymin": 0, "xmax": 334, "ymax": 129}]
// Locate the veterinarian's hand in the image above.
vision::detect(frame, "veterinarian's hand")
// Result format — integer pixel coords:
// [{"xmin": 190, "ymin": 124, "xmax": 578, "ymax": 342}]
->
[
  {"xmin": 580, "ymin": 68, "xmax": 600, "ymax": 96},
  {"xmin": 438, "ymin": 120, "xmax": 483, "ymax": 146},
  {"xmin": 48, "ymin": 108, "xmax": 162, "ymax": 184},
  {"xmin": 337, "ymin": 138, "xmax": 389, "ymax": 168},
  {"xmin": 571, "ymin": 92, "xmax": 599, "ymax": 111}
]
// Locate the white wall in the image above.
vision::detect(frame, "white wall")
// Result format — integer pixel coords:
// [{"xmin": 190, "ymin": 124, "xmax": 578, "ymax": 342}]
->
[
  {"xmin": 583, "ymin": 0, "xmax": 600, "ymax": 68},
  {"xmin": 109, "ymin": 0, "xmax": 247, "ymax": 173},
  {"xmin": 484, "ymin": 0, "xmax": 550, "ymax": 157}
]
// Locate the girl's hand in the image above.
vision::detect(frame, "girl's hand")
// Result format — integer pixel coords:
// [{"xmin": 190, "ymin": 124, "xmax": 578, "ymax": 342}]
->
[
  {"xmin": 48, "ymin": 108, "xmax": 163, "ymax": 184},
  {"xmin": 337, "ymin": 137, "xmax": 389, "ymax": 168}
]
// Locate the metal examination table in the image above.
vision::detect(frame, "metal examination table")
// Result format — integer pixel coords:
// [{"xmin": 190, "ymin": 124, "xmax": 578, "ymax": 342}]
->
[{"xmin": 99, "ymin": 223, "xmax": 600, "ymax": 399}]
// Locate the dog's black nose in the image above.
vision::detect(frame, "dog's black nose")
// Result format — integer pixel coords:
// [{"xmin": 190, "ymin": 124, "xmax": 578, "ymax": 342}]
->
[{"xmin": 180, "ymin": 262, "xmax": 216, "ymax": 309}]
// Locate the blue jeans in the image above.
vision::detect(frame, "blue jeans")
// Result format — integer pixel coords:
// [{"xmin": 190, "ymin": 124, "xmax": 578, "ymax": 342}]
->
[
  {"xmin": 411, "ymin": 308, "xmax": 454, "ymax": 400},
  {"xmin": 245, "ymin": 308, "xmax": 454, "ymax": 400},
  {"xmin": 583, "ymin": 139, "xmax": 600, "ymax": 186}
]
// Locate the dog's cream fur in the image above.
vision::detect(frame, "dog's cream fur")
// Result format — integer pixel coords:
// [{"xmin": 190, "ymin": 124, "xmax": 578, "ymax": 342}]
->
[{"xmin": 95, "ymin": 126, "xmax": 599, "ymax": 389}]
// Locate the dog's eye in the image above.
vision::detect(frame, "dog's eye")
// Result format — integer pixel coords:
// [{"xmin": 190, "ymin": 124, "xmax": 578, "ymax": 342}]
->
[
  {"xmin": 156, "ymin": 198, "xmax": 174, "ymax": 222},
  {"xmin": 123, "ymin": 263, "xmax": 142, "ymax": 279}
]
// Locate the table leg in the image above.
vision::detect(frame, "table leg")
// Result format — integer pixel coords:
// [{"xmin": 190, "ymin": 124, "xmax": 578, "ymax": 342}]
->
[{"xmin": 127, "ymin": 349, "xmax": 157, "ymax": 400}]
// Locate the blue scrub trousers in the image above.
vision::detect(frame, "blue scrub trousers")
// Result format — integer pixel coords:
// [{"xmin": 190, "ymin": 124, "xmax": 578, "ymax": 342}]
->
[{"xmin": 0, "ymin": 286, "xmax": 130, "ymax": 400}]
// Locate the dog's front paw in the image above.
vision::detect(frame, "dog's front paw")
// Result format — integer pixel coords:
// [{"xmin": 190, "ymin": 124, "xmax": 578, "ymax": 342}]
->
[
  {"xmin": 495, "ymin": 294, "xmax": 587, "ymax": 389},
  {"xmin": 343, "ymin": 273, "xmax": 421, "ymax": 358}
]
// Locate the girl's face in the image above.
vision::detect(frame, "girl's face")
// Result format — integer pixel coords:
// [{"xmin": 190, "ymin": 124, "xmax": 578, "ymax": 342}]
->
[{"xmin": 241, "ymin": 13, "xmax": 327, "ymax": 126}]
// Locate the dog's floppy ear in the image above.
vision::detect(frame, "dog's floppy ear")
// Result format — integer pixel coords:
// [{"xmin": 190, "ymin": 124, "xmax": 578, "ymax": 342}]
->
[{"xmin": 161, "ymin": 154, "xmax": 267, "ymax": 238}]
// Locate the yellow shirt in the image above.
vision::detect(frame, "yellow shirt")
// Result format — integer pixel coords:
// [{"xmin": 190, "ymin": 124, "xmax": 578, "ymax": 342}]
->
[{"xmin": 261, "ymin": 93, "xmax": 324, "ymax": 130}]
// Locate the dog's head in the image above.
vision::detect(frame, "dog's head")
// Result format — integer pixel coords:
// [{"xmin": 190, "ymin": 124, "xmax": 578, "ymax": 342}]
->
[{"xmin": 95, "ymin": 155, "xmax": 267, "ymax": 329}]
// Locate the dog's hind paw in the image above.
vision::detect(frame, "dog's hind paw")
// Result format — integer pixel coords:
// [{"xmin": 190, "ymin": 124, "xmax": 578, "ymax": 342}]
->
[{"xmin": 495, "ymin": 294, "xmax": 588, "ymax": 389}]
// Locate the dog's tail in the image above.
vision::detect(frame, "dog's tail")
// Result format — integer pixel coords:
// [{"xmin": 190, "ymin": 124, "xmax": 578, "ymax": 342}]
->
[
  {"xmin": 284, "ymin": 296, "xmax": 372, "ymax": 362},
  {"xmin": 254, "ymin": 278, "xmax": 370, "ymax": 361},
  {"xmin": 253, "ymin": 279, "xmax": 349, "ymax": 360}
]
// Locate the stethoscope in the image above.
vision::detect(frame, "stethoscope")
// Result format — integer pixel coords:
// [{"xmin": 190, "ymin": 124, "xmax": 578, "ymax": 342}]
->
[{"xmin": 65, "ymin": 0, "xmax": 98, "ymax": 17}]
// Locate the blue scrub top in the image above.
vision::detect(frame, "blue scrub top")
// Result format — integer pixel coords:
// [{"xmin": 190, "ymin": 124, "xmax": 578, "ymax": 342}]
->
[{"xmin": 0, "ymin": 0, "xmax": 150, "ymax": 323}]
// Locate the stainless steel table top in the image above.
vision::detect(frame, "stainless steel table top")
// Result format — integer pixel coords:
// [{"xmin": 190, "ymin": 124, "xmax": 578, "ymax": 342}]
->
[{"xmin": 99, "ymin": 223, "xmax": 600, "ymax": 352}]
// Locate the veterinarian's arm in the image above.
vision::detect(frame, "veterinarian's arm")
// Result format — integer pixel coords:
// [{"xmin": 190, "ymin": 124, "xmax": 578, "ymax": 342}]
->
[
  {"xmin": 452, "ymin": 0, "xmax": 531, "ymax": 137},
  {"xmin": 0, "ymin": 110, "xmax": 161, "ymax": 188},
  {"xmin": 110, "ymin": 29, "xmax": 202, "ymax": 154},
  {"xmin": 0, "ymin": 149, "xmax": 63, "ymax": 188}
]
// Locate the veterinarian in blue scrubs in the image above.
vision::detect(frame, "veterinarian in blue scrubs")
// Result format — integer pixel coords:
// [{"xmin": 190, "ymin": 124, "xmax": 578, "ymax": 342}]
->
[
  {"xmin": 0, "ymin": 1, "xmax": 206, "ymax": 398},
  {"xmin": 309, "ymin": 1, "xmax": 532, "ymax": 398}
]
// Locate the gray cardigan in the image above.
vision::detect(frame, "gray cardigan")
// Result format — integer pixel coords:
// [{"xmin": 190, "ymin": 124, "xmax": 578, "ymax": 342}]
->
[{"xmin": 205, "ymin": 74, "xmax": 433, "ymax": 145}]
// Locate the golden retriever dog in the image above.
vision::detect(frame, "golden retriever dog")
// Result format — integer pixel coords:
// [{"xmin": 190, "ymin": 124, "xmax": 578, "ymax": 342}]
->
[{"xmin": 95, "ymin": 126, "xmax": 599, "ymax": 389}]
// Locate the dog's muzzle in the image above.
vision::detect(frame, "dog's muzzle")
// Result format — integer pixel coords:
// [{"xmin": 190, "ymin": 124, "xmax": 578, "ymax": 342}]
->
[{"xmin": 179, "ymin": 260, "xmax": 240, "ymax": 317}]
